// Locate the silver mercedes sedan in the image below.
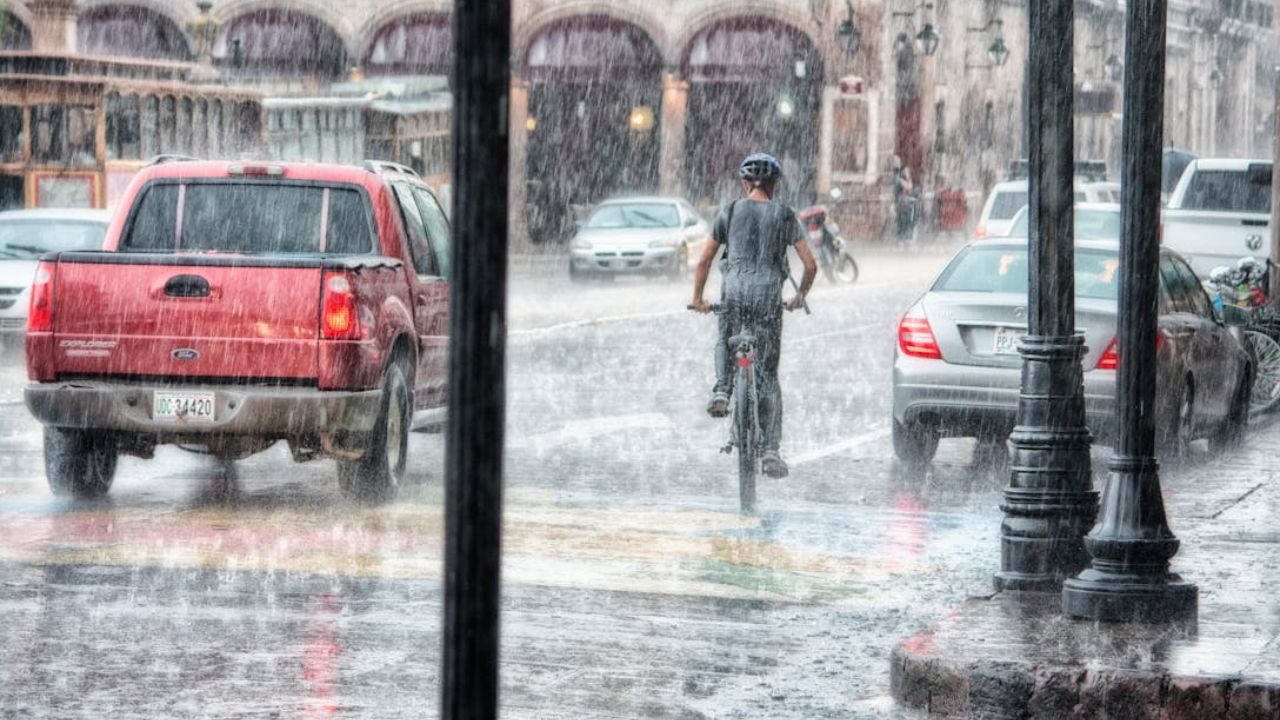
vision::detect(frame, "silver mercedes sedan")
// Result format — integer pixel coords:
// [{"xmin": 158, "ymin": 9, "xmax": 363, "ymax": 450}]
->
[{"xmin": 892, "ymin": 226, "xmax": 1253, "ymax": 464}]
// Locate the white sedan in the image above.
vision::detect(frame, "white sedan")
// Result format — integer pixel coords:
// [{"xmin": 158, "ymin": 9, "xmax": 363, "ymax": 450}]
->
[
  {"xmin": 569, "ymin": 197, "xmax": 710, "ymax": 281},
  {"xmin": 0, "ymin": 209, "xmax": 111, "ymax": 344}
]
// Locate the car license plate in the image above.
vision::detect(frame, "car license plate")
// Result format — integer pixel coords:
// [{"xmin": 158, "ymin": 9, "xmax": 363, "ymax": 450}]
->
[
  {"xmin": 993, "ymin": 327, "xmax": 1022, "ymax": 356},
  {"xmin": 153, "ymin": 391, "xmax": 216, "ymax": 422}
]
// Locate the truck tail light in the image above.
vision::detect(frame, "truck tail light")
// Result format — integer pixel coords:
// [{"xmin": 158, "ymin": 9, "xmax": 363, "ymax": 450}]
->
[
  {"xmin": 321, "ymin": 273, "xmax": 360, "ymax": 340},
  {"xmin": 28, "ymin": 262, "xmax": 53, "ymax": 332},
  {"xmin": 898, "ymin": 305, "xmax": 943, "ymax": 359}
]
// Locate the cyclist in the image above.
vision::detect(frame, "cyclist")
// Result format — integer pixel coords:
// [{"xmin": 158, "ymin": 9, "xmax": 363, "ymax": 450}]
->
[{"xmin": 691, "ymin": 153, "xmax": 818, "ymax": 479}]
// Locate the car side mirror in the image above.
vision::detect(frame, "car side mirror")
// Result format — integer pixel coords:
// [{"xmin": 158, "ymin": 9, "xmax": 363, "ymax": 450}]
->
[
  {"xmin": 684, "ymin": 216, "xmax": 697, "ymax": 228},
  {"xmin": 1220, "ymin": 303, "xmax": 1249, "ymax": 327}
]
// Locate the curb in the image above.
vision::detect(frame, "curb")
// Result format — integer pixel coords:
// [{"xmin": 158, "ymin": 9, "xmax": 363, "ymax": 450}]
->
[{"xmin": 890, "ymin": 592, "xmax": 1280, "ymax": 719}]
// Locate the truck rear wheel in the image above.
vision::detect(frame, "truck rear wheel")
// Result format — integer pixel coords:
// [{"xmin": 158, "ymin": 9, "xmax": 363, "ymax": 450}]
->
[
  {"xmin": 338, "ymin": 361, "xmax": 411, "ymax": 503},
  {"xmin": 45, "ymin": 427, "xmax": 118, "ymax": 499}
]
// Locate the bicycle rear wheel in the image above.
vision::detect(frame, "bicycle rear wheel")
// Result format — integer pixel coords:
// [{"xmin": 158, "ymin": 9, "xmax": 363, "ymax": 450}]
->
[{"xmin": 734, "ymin": 368, "xmax": 758, "ymax": 515}]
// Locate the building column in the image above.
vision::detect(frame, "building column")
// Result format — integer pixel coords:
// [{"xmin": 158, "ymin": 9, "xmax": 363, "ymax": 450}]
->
[
  {"xmin": 658, "ymin": 72, "xmax": 689, "ymax": 197},
  {"xmin": 28, "ymin": 0, "xmax": 77, "ymax": 53},
  {"xmin": 817, "ymin": 85, "xmax": 838, "ymax": 195},
  {"xmin": 508, "ymin": 77, "xmax": 530, "ymax": 251}
]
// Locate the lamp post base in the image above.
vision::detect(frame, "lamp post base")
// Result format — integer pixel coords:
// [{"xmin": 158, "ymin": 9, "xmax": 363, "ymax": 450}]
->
[{"xmin": 1063, "ymin": 570, "xmax": 1197, "ymax": 624}]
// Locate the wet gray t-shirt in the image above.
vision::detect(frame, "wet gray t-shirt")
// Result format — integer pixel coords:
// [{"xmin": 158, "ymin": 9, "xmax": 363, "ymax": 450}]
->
[{"xmin": 713, "ymin": 199, "xmax": 803, "ymax": 300}]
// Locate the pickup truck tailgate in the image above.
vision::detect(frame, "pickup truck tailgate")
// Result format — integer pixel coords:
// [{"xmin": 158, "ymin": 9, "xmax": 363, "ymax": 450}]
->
[
  {"xmin": 51, "ymin": 257, "xmax": 321, "ymax": 380},
  {"xmin": 1163, "ymin": 210, "xmax": 1270, "ymax": 277}
]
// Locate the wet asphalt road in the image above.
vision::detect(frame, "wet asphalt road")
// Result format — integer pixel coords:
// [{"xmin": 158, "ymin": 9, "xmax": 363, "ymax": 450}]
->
[{"xmin": 0, "ymin": 245, "xmax": 1065, "ymax": 718}]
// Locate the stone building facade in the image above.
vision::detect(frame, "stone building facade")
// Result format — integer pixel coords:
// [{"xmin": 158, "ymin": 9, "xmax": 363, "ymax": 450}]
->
[{"xmin": 2, "ymin": 0, "xmax": 1275, "ymax": 238}]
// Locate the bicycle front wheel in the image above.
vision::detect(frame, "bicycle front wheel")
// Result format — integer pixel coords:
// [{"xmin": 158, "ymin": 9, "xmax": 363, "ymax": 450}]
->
[
  {"xmin": 1245, "ymin": 329, "xmax": 1280, "ymax": 414},
  {"xmin": 734, "ymin": 368, "xmax": 758, "ymax": 515}
]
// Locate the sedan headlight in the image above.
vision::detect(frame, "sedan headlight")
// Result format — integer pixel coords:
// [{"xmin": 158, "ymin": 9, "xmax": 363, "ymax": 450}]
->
[
  {"xmin": 648, "ymin": 237, "xmax": 681, "ymax": 249},
  {"xmin": 573, "ymin": 237, "xmax": 592, "ymax": 250}
]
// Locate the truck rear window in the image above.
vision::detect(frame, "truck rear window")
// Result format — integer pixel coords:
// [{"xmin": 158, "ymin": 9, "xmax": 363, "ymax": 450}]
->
[
  {"xmin": 1179, "ymin": 169, "xmax": 1272, "ymax": 214},
  {"xmin": 123, "ymin": 183, "xmax": 373, "ymax": 254}
]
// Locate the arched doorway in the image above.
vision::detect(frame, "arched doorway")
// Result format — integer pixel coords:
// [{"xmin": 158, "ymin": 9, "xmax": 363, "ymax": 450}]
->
[
  {"xmin": 78, "ymin": 5, "xmax": 192, "ymax": 60},
  {"xmin": 363, "ymin": 13, "xmax": 452, "ymax": 76},
  {"xmin": 522, "ymin": 15, "xmax": 662, "ymax": 244},
  {"xmin": 213, "ymin": 9, "xmax": 347, "ymax": 78},
  {"xmin": 1, "ymin": 11, "xmax": 33, "ymax": 50},
  {"xmin": 682, "ymin": 18, "xmax": 823, "ymax": 207}
]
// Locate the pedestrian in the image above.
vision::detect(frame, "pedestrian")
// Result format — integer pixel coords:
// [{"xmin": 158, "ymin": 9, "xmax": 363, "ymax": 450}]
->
[
  {"xmin": 894, "ymin": 166, "xmax": 920, "ymax": 247},
  {"xmin": 690, "ymin": 153, "xmax": 818, "ymax": 479}
]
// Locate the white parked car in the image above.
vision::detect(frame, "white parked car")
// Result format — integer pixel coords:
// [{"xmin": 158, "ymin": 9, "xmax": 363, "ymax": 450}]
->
[
  {"xmin": 974, "ymin": 180, "xmax": 1121, "ymax": 239},
  {"xmin": 0, "ymin": 209, "xmax": 111, "ymax": 345},
  {"xmin": 569, "ymin": 197, "xmax": 710, "ymax": 281}
]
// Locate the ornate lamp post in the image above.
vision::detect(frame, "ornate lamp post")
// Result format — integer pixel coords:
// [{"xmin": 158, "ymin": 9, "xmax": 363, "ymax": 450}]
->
[
  {"xmin": 892, "ymin": 2, "xmax": 940, "ymax": 58},
  {"xmin": 966, "ymin": 18, "xmax": 1010, "ymax": 69},
  {"xmin": 1062, "ymin": 0, "xmax": 1198, "ymax": 624},
  {"xmin": 993, "ymin": 0, "xmax": 1098, "ymax": 592}
]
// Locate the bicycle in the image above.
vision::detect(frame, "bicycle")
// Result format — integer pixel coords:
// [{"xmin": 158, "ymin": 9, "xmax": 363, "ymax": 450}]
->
[{"xmin": 689, "ymin": 302, "xmax": 780, "ymax": 515}]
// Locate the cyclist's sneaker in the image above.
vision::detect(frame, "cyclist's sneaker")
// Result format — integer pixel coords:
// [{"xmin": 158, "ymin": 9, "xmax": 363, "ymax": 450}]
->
[
  {"xmin": 762, "ymin": 451, "xmax": 789, "ymax": 478},
  {"xmin": 707, "ymin": 392, "xmax": 729, "ymax": 418}
]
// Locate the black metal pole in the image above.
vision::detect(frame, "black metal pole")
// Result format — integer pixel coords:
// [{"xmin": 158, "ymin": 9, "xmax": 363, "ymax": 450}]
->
[
  {"xmin": 442, "ymin": 1, "xmax": 510, "ymax": 717},
  {"xmin": 1063, "ymin": 0, "xmax": 1197, "ymax": 623},
  {"xmin": 993, "ymin": 0, "xmax": 1098, "ymax": 592}
]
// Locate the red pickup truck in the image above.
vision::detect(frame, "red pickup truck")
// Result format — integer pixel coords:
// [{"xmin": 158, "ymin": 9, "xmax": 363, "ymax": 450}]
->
[{"xmin": 25, "ymin": 160, "xmax": 451, "ymax": 502}]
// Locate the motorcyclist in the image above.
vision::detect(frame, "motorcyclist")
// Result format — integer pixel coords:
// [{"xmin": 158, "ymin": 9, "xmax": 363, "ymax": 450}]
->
[{"xmin": 691, "ymin": 153, "xmax": 818, "ymax": 479}]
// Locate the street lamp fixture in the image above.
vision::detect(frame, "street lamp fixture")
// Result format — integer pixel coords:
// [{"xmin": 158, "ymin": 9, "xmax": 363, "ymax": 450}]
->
[
  {"xmin": 836, "ymin": 0, "xmax": 861, "ymax": 55},
  {"xmin": 965, "ymin": 18, "xmax": 1008, "ymax": 69},
  {"xmin": 987, "ymin": 36, "xmax": 1010, "ymax": 67},
  {"xmin": 1105, "ymin": 53, "xmax": 1123, "ymax": 82},
  {"xmin": 915, "ymin": 24, "xmax": 941, "ymax": 57},
  {"xmin": 776, "ymin": 97, "xmax": 796, "ymax": 119},
  {"xmin": 892, "ymin": 2, "xmax": 940, "ymax": 58}
]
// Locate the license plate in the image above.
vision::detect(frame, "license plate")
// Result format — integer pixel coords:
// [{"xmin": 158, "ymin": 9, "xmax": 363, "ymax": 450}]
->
[
  {"xmin": 153, "ymin": 391, "xmax": 216, "ymax": 422},
  {"xmin": 993, "ymin": 327, "xmax": 1022, "ymax": 356}
]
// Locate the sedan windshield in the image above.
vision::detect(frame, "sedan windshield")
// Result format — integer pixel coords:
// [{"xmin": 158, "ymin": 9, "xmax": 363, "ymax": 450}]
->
[
  {"xmin": 586, "ymin": 203, "xmax": 680, "ymax": 229},
  {"xmin": 1008, "ymin": 208, "xmax": 1121, "ymax": 240},
  {"xmin": 0, "ymin": 220, "xmax": 107, "ymax": 259},
  {"xmin": 934, "ymin": 246, "xmax": 1120, "ymax": 300}
]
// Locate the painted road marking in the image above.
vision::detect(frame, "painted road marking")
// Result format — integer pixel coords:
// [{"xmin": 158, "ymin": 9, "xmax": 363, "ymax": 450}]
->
[{"xmin": 791, "ymin": 426, "xmax": 891, "ymax": 467}]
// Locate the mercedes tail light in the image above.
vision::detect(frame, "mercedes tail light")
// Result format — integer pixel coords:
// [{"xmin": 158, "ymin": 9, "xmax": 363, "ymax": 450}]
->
[
  {"xmin": 973, "ymin": 225, "xmax": 988, "ymax": 240},
  {"xmin": 898, "ymin": 305, "xmax": 943, "ymax": 359},
  {"xmin": 321, "ymin": 273, "xmax": 360, "ymax": 340},
  {"xmin": 1096, "ymin": 334, "xmax": 1163, "ymax": 370},
  {"xmin": 28, "ymin": 262, "xmax": 53, "ymax": 333}
]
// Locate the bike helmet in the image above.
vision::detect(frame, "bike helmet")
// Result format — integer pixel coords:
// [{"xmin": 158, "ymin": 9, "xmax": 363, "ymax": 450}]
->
[
  {"xmin": 1208, "ymin": 266, "xmax": 1234, "ymax": 286},
  {"xmin": 1237, "ymin": 256, "xmax": 1261, "ymax": 280},
  {"xmin": 739, "ymin": 153, "xmax": 783, "ymax": 183}
]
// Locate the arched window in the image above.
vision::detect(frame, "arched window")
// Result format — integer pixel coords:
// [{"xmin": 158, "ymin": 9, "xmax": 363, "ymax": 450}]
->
[
  {"xmin": 78, "ymin": 6, "xmax": 191, "ymax": 60},
  {"xmin": 213, "ymin": 10, "xmax": 347, "ymax": 78},
  {"xmin": 106, "ymin": 92, "xmax": 141, "ymax": 160},
  {"xmin": 0, "ymin": 12, "xmax": 33, "ymax": 51},
  {"xmin": 209, "ymin": 100, "xmax": 223, "ymax": 158},
  {"xmin": 364, "ymin": 13, "xmax": 451, "ymax": 76},
  {"xmin": 159, "ymin": 96, "xmax": 176, "ymax": 153}
]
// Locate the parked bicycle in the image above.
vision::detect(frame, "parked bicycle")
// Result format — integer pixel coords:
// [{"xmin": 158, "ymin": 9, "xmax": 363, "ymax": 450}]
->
[{"xmin": 1207, "ymin": 257, "xmax": 1280, "ymax": 414}]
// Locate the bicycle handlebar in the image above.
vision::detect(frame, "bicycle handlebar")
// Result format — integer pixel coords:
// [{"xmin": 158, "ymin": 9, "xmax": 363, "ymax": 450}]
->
[{"xmin": 686, "ymin": 303, "xmax": 795, "ymax": 314}]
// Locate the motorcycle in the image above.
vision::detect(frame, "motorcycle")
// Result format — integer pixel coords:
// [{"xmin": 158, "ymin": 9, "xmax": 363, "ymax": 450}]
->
[{"xmin": 798, "ymin": 188, "xmax": 859, "ymax": 283}]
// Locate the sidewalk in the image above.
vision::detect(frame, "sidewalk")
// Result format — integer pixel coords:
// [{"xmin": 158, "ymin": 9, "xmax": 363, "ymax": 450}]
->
[{"xmin": 891, "ymin": 418, "xmax": 1280, "ymax": 719}]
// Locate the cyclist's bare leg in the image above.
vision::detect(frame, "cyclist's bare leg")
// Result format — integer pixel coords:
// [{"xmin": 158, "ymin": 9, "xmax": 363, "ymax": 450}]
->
[{"xmin": 708, "ymin": 308, "xmax": 734, "ymax": 417}]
